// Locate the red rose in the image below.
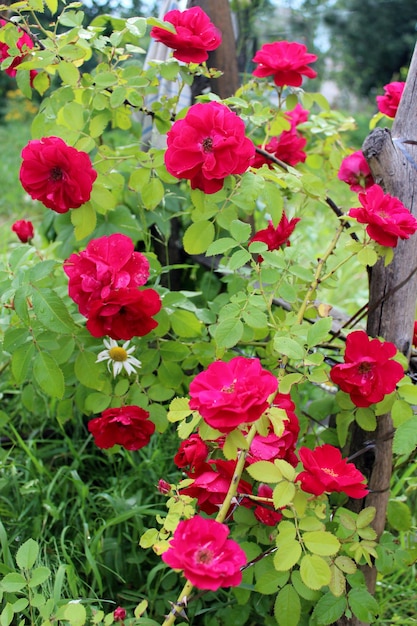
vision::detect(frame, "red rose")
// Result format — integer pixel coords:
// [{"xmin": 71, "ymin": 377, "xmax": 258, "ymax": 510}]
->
[
  {"xmin": 174, "ymin": 433, "xmax": 209, "ymax": 474},
  {"xmin": 329, "ymin": 330, "xmax": 404, "ymax": 408},
  {"xmin": 162, "ymin": 515, "xmax": 247, "ymax": 591},
  {"xmin": 413, "ymin": 321, "xmax": 417, "ymax": 349},
  {"xmin": 165, "ymin": 101, "xmax": 255, "ymax": 194},
  {"xmin": 189, "ymin": 356, "xmax": 278, "ymax": 433},
  {"xmin": 286, "ymin": 103, "xmax": 309, "ymax": 128},
  {"xmin": 88, "ymin": 405, "xmax": 155, "ymax": 450},
  {"xmin": 64, "ymin": 234, "xmax": 150, "ymax": 316},
  {"xmin": 0, "ymin": 19, "xmax": 36, "ymax": 82},
  {"xmin": 348, "ymin": 184, "xmax": 417, "ymax": 247},
  {"xmin": 86, "ymin": 287, "xmax": 161, "ymax": 341},
  {"xmin": 250, "ymin": 212, "xmax": 300, "ymax": 257},
  {"xmin": 19, "ymin": 136, "xmax": 97, "ymax": 213},
  {"xmin": 179, "ymin": 459, "xmax": 252, "ymax": 515},
  {"xmin": 297, "ymin": 444, "xmax": 368, "ymax": 498},
  {"xmin": 253, "ymin": 484, "xmax": 283, "ymax": 526},
  {"xmin": 11, "ymin": 219, "xmax": 34, "ymax": 243},
  {"xmin": 150, "ymin": 6, "xmax": 221, "ymax": 64},
  {"xmin": 252, "ymin": 40, "xmax": 317, "ymax": 87},
  {"xmin": 376, "ymin": 81, "xmax": 405, "ymax": 118},
  {"xmin": 254, "ymin": 130, "xmax": 307, "ymax": 168},
  {"xmin": 338, "ymin": 150, "xmax": 374, "ymax": 192}
]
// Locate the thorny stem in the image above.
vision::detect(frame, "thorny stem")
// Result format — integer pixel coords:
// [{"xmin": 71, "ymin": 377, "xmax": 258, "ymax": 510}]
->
[
  {"xmin": 296, "ymin": 222, "xmax": 345, "ymax": 325},
  {"xmin": 161, "ymin": 425, "xmax": 258, "ymax": 626}
]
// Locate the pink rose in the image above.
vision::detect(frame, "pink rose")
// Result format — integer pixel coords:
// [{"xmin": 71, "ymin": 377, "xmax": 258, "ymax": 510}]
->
[
  {"xmin": 0, "ymin": 19, "xmax": 37, "ymax": 83},
  {"xmin": 179, "ymin": 459, "xmax": 252, "ymax": 515},
  {"xmin": 330, "ymin": 330, "xmax": 404, "ymax": 408},
  {"xmin": 64, "ymin": 234, "xmax": 150, "ymax": 316},
  {"xmin": 150, "ymin": 6, "xmax": 221, "ymax": 64},
  {"xmin": 174, "ymin": 433, "xmax": 209, "ymax": 474},
  {"xmin": 11, "ymin": 219, "xmax": 34, "ymax": 243},
  {"xmin": 253, "ymin": 130, "xmax": 307, "ymax": 168},
  {"xmin": 253, "ymin": 484, "xmax": 283, "ymax": 526},
  {"xmin": 189, "ymin": 356, "xmax": 278, "ymax": 433},
  {"xmin": 338, "ymin": 150, "xmax": 374, "ymax": 192},
  {"xmin": 376, "ymin": 81, "xmax": 405, "ymax": 118},
  {"xmin": 297, "ymin": 444, "xmax": 368, "ymax": 498},
  {"xmin": 348, "ymin": 184, "xmax": 417, "ymax": 247},
  {"xmin": 165, "ymin": 101, "xmax": 255, "ymax": 194},
  {"xmin": 19, "ymin": 136, "xmax": 97, "ymax": 213},
  {"xmin": 252, "ymin": 40, "xmax": 317, "ymax": 87},
  {"xmin": 88, "ymin": 406, "xmax": 155, "ymax": 450},
  {"xmin": 86, "ymin": 287, "xmax": 161, "ymax": 341},
  {"xmin": 286, "ymin": 103, "xmax": 309, "ymax": 128},
  {"xmin": 162, "ymin": 515, "xmax": 247, "ymax": 591}
]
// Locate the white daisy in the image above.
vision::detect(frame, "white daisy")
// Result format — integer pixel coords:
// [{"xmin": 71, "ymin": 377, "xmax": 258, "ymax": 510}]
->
[{"xmin": 96, "ymin": 338, "xmax": 141, "ymax": 378}]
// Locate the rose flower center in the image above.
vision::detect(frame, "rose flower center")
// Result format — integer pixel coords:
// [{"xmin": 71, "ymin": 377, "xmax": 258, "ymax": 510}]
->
[
  {"xmin": 358, "ymin": 362, "xmax": 373, "ymax": 374},
  {"xmin": 195, "ymin": 548, "xmax": 214, "ymax": 564},
  {"xmin": 202, "ymin": 137, "xmax": 213, "ymax": 153},
  {"xmin": 50, "ymin": 166, "xmax": 64, "ymax": 181},
  {"xmin": 322, "ymin": 467, "xmax": 338, "ymax": 477},
  {"xmin": 108, "ymin": 347, "xmax": 128, "ymax": 362}
]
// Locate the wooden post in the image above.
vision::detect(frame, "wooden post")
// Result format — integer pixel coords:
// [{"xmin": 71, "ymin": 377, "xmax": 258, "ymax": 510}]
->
[
  {"xmin": 186, "ymin": 0, "xmax": 240, "ymax": 99},
  {"xmin": 337, "ymin": 43, "xmax": 417, "ymax": 626}
]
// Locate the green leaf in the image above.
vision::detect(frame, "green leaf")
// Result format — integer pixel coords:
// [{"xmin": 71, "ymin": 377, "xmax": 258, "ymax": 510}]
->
[
  {"xmin": 0, "ymin": 602, "xmax": 14, "ymax": 626},
  {"xmin": 391, "ymin": 399, "xmax": 413, "ymax": 427},
  {"xmin": 228, "ymin": 249, "xmax": 251, "ymax": 270},
  {"xmin": 45, "ymin": 0, "xmax": 58, "ymax": 13},
  {"xmin": 90, "ymin": 183, "xmax": 117, "ymax": 213},
  {"xmin": 90, "ymin": 111, "xmax": 112, "ymax": 139},
  {"xmin": 291, "ymin": 570, "xmax": 321, "ymax": 601},
  {"xmin": 312, "ymin": 592, "xmax": 347, "ymax": 625},
  {"xmin": 32, "ymin": 288, "xmax": 77, "ymax": 334},
  {"xmin": 1, "ymin": 573, "xmax": 26, "ymax": 593},
  {"xmin": 141, "ymin": 178, "xmax": 165, "ymax": 211},
  {"xmin": 214, "ymin": 318, "xmax": 244, "ymax": 348},
  {"xmin": 334, "ymin": 556, "xmax": 357, "ymax": 575},
  {"xmin": 71, "ymin": 203, "xmax": 97, "ymax": 240},
  {"xmin": 273, "ymin": 540, "xmax": 302, "ymax": 571},
  {"xmin": 74, "ymin": 351, "xmax": 106, "ymax": 391},
  {"xmin": 274, "ymin": 336, "xmax": 305, "ymax": 360},
  {"xmin": 32, "ymin": 71, "xmax": 50, "ymax": 96},
  {"xmin": 33, "ymin": 352, "xmax": 65, "ymax": 399},
  {"xmin": 28, "ymin": 566, "xmax": 51, "ymax": 588},
  {"xmin": 246, "ymin": 461, "xmax": 282, "ymax": 483},
  {"xmin": 300, "ymin": 554, "xmax": 331, "ymax": 590},
  {"xmin": 183, "ymin": 221, "xmax": 215, "ymax": 255},
  {"xmin": 357, "ymin": 246, "xmax": 378, "ymax": 267},
  {"xmin": 206, "ymin": 237, "xmax": 238, "ymax": 256},
  {"xmin": 274, "ymin": 585, "xmax": 301, "ymax": 626},
  {"xmin": 387, "ymin": 500, "xmax": 412, "ymax": 532},
  {"xmin": 170, "ymin": 310, "xmax": 202, "ymax": 338},
  {"xmin": 355, "ymin": 407, "xmax": 377, "ymax": 431},
  {"xmin": 272, "ymin": 481, "xmax": 295, "ymax": 508},
  {"xmin": 393, "ymin": 415, "xmax": 417, "ymax": 457},
  {"xmin": 3, "ymin": 328, "xmax": 29, "ymax": 353},
  {"xmin": 302, "ymin": 531, "xmax": 340, "ymax": 556},
  {"xmin": 12, "ymin": 343, "xmax": 35, "ymax": 384},
  {"xmin": 16, "ymin": 538, "xmax": 39, "ymax": 570},
  {"xmin": 306, "ymin": 317, "xmax": 332, "ymax": 348},
  {"xmin": 56, "ymin": 602, "xmax": 87, "ymax": 626},
  {"xmin": 58, "ymin": 61, "xmax": 79, "ymax": 86},
  {"xmin": 397, "ymin": 383, "xmax": 417, "ymax": 404},
  {"xmin": 167, "ymin": 397, "xmax": 193, "ymax": 423},
  {"xmin": 230, "ymin": 219, "xmax": 251, "ymax": 243},
  {"xmin": 356, "ymin": 506, "xmax": 376, "ymax": 529},
  {"xmin": 348, "ymin": 588, "xmax": 379, "ymax": 622},
  {"xmin": 278, "ymin": 373, "xmax": 303, "ymax": 394},
  {"xmin": 57, "ymin": 102, "xmax": 85, "ymax": 130}
]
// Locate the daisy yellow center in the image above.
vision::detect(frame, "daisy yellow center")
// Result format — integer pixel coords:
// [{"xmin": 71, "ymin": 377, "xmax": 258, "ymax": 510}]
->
[{"xmin": 108, "ymin": 347, "xmax": 128, "ymax": 362}]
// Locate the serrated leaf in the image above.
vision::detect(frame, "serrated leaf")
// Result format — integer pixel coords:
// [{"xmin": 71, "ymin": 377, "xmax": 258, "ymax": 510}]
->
[
  {"xmin": 300, "ymin": 554, "xmax": 331, "ymax": 590},
  {"xmin": 28, "ymin": 566, "xmax": 51, "ymax": 588},
  {"xmin": 278, "ymin": 373, "xmax": 303, "ymax": 394},
  {"xmin": 393, "ymin": 416, "xmax": 417, "ymax": 457},
  {"xmin": 16, "ymin": 538, "xmax": 39, "ymax": 570},
  {"xmin": 183, "ymin": 221, "xmax": 215, "ymax": 255},
  {"xmin": 230, "ymin": 219, "xmax": 251, "ymax": 243},
  {"xmin": 334, "ymin": 556, "xmax": 357, "ymax": 574},
  {"xmin": 387, "ymin": 500, "xmax": 412, "ymax": 531},
  {"xmin": 274, "ymin": 336, "xmax": 305, "ymax": 360},
  {"xmin": 246, "ymin": 461, "xmax": 282, "ymax": 483},
  {"xmin": 291, "ymin": 570, "xmax": 321, "ymax": 601},
  {"xmin": 312, "ymin": 592, "xmax": 347, "ymax": 625},
  {"xmin": 356, "ymin": 506, "xmax": 376, "ymax": 529},
  {"xmin": 206, "ymin": 237, "xmax": 238, "ymax": 256},
  {"xmin": 306, "ymin": 317, "xmax": 332, "ymax": 348},
  {"xmin": 11, "ymin": 344, "xmax": 35, "ymax": 384},
  {"xmin": 223, "ymin": 429, "xmax": 248, "ymax": 459},
  {"xmin": 58, "ymin": 61, "xmax": 79, "ymax": 86},
  {"xmin": 134, "ymin": 600, "xmax": 148, "ymax": 619},
  {"xmin": 214, "ymin": 318, "xmax": 243, "ymax": 348},
  {"xmin": 0, "ymin": 573, "xmax": 26, "ymax": 593},
  {"xmin": 171, "ymin": 309, "xmax": 202, "ymax": 338},
  {"xmin": 45, "ymin": 0, "xmax": 58, "ymax": 13},
  {"xmin": 71, "ymin": 202, "xmax": 97, "ymax": 240},
  {"xmin": 142, "ymin": 177, "xmax": 165, "ymax": 211},
  {"xmin": 355, "ymin": 407, "xmax": 377, "ymax": 431},
  {"xmin": 74, "ymin": 351, "xmax": 105, "ymax": 391},
  {"xmin": 274, "ymin": 540, "xmax": 301, "ymax": 571},
  {"xmin": 397, "ymin": 383, "xmax": 417, "ymax": 404},
  {"xmin": 329, "ymin": 563, "xmax": 345, "ymax": 596},
  {"xmin": 32, "ymin": 288, "xmax": 77, "ymax": 334},
  {"xmin": 228, "ymin": 249, "xmax": 251, "ymax": 270},
  {"xmin": 274, "ymin": 585, "xmax": 300, "ymax": 626},
  {"xmin": 391, "ymin": 399, "xmax": 413, "ymax": 427},
  {"xmin": 303, "ymin": 531, "xmax": 340, "ymax": 556},
  {"xmin": 33, "ymin": 352, "xmax": 65, "ymax": 399},
  {"xmin": 167, "ymin": 397, "xmax": 192, "ymax": 422},
  {"xmin": 273, "ymin": 481, "xmax": 295, "ymax": 508},
  {"xmin": 348, "ymin": 588, "xmax": 379, "ymax": 622}
]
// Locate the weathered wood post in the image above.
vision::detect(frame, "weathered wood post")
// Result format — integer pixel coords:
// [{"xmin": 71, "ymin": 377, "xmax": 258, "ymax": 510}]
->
[{"xmin": 337, "ymin": 43, "xmax": 417, "ymax": 625}]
